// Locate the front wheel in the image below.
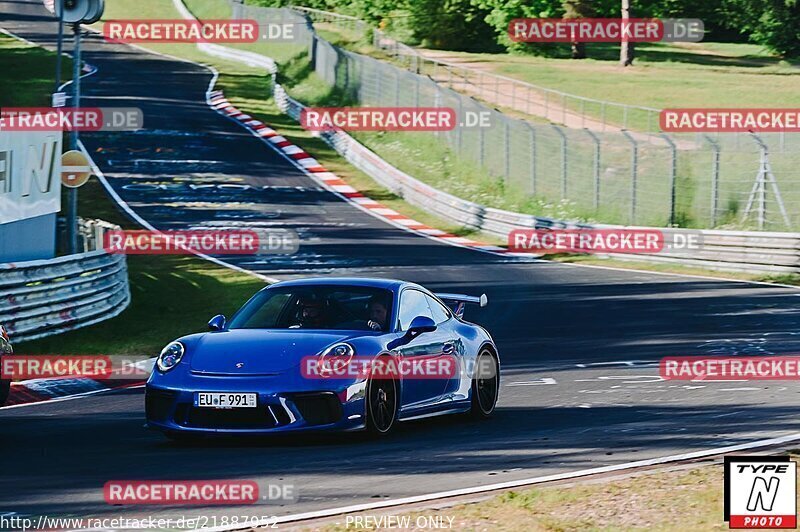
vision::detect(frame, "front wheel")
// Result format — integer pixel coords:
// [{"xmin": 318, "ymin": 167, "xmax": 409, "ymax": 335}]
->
[
  {"xmin": 470, "ymin": 349, "xmax": 499, "ymax": 418},
  {"xmin": 366, "ymin": 373, "xmax": 398, "ymax": 436}
]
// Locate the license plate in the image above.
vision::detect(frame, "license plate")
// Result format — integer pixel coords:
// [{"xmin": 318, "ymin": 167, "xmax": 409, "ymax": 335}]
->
[{"xmin": 195, "ymin": 392, "xmax": 257, "ymax": 409}]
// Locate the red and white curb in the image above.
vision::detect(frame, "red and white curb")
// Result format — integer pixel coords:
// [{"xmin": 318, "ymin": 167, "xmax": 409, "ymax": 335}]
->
[
  {"xmin": 5, "ymin": 378, "xmax": 144, "ymax": 408},
  {"xmin": 3, "ymin": 359, "xmax": 153, "ymax": 408},
  {"xmin": 206, "ymin": 90, "xmax": 514, "ymax": 256}
]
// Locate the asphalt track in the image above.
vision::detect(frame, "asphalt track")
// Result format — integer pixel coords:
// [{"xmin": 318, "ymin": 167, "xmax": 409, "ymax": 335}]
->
[{"xmin": 3, "ymin": 0, "xmax": 800, "ymax": 525}]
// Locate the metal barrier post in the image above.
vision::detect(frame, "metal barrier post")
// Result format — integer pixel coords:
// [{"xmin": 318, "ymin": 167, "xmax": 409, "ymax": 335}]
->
[
  {"xmin": 703, "ymin": 135, "xmax": 721, "ymax": 227},
  {"xmin": 551, "ymin": 125, "xmax": 568, "ymax": 199},
  {"xmin": 660, "ymin": 133, "xmax": 677, "ymax": 226},
  {"xmin": 527, "ymin": 123, "xmax": 537, "ymax": 196},
  {"xmin": 504, "ymin": 120, "xmax": 510, "ymax": 180},
  {"xmin": 622, "ymin": 130, "xmax": 638, "ymax": 224},
  {"xmin": 585, "ymin": 129, "xmax": 600, "ymax": 211}
]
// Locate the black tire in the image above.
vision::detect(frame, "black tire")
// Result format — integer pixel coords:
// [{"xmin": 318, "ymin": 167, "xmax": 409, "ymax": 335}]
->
[
  {"xmin": 0, "ymin": 379, "xmax": 9, "ymax": 406},
  {"xmin": 470, "ymin": 349, "xmax": 499, "ymax": 418},
  {"xmin": 366, "ymin": 372, "xmax": 398, "ymax": 436}
]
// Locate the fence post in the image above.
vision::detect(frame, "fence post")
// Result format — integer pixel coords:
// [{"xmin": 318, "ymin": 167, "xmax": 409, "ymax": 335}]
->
[
  {"xmin": 551, "ymin": 124, "xmax": 568, "ymax": 199},
  {"xmin": 376, "ymin": 64, "xmax": 382, "ymax": 105},
  {"xmin": 703, "ymin": 135, "xmax": 720, "ymax": 227},
  {"xmin": 585, "ymin": 128, "xmax": 600, "ymax": 211},
  {"xmin": 622, "ymin": 130, "xmax": 638, "ymax": 224},
  {"xmin": 660, "ymin": 133, "xmax": 677, "ymax": 226},
  {"xmin": 456, "ymin": 98, "xmax": 463, "ymax": 152},
  {"xmin": 504, "ymin": 120, "xmax": 510, "ymax": 181},
  {"xmin": 743, "ymin": 133, "xmax": 791, "ymax": 229},
  {"xmin": 395, "ymin": 71, "xmax": 400, "ymax": 106},
  {"xmin": 527, "ymin": 123, "xmax": 537, "ymax": 196}
]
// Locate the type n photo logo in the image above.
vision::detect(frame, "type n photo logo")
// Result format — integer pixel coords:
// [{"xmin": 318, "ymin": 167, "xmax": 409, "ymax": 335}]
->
[{"xmin": 725, "ymin": 456, "xmax": 797, "ymax": 529}]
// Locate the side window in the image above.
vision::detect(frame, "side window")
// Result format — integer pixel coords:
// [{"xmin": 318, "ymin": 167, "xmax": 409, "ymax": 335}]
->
[
  {"xmin": 398, "ymin": 290, "xmax": 433, "ymax": 331},
  {"xmin": 426, "ymin": 295, "xmax": 451, "ymax": 325}
]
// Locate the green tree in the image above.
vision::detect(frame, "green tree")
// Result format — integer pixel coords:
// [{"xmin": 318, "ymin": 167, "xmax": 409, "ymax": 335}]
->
[
  {"xmin": 405, "ymin": 0, "xmax": 498, "ymax": 51},
  {"xmin": 562, "ymin": 0, "xmax": 595, "ymax": 58},
  {"xmin": 470, "ymin": 0, "xmax": 564, "ymax": 52},
  {"xmin": 720, "ymin": 0, "xmax": 800, "ymax": 57}
]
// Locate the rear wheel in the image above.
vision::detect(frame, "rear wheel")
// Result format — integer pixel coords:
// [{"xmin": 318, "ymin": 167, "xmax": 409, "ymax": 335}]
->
[
  {"xmin": 470, "ymin": 349, "xmax": 499, "ymax": 418},
  {"xmin": 366, "ymin": 373, "xmax": 398, "ymax": 436}
]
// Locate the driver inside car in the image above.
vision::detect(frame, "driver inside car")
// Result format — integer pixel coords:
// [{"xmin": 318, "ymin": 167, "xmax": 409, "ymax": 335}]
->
[
  {"xmin": 293, "ymin": 295, "xmax": 327, "ymax": 328},
  {"xmin": 366, "ymin": 297, "xmax": 388, "ymax": 331}
]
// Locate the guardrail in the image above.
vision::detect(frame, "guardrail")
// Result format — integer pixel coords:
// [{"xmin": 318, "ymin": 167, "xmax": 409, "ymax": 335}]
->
[
  {"xmin": 275, "ymin": 85, "xmax": 800, "ymax": 274},
  {"xmin": 1, "ymin": 218, "xmax": 131, "ymax": 343}
]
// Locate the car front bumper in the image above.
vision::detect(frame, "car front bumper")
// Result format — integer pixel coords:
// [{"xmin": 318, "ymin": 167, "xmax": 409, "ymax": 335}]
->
[{"xmin": 145, "ymin": 381, "xmax": 367, "ymax": 434}]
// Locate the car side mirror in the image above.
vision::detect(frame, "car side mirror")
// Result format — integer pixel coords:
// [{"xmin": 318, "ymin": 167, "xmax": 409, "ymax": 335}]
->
[
  {"xmin": 208, "ymin": 314, "xmax": 227, "ymax": 331},
  {"xmin": 408, "ymin": 315, "xmax": 436, "ymax": 335}
]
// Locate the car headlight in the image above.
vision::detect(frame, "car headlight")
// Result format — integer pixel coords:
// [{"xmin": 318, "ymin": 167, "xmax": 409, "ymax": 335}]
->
[
  {"xmin": 318, "ymin": 342, "xmax": 355, "ymax": 378},
  {"xmin": 156, "ymin": 341, "xmax": 185, "ymax": 372}
]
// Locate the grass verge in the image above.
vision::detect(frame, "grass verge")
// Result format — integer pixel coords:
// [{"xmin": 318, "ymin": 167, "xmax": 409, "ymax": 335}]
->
[
  {"xmin": 420, "ymin": 42, "xmax": 800, "ymax": 115},
  {"xmin": 0, "ymin": 33, "xmax": 71, "ymax": 106},
  {"xmin": 315, "ymin": 457, "xmax": 799, "ymax": 531}
]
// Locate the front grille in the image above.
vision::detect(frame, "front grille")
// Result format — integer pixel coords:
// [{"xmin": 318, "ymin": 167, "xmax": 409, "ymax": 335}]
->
[
  {"xmin": 289, "ymin": 392, "xmax": 342, "ymax": 426},
  {"xmin": 145, "ymin": 388, "xmax": 177, "ymax": 422},
  {"xmin": 183, "ymin": 406, "xmax": 278, "ymax": 429}
]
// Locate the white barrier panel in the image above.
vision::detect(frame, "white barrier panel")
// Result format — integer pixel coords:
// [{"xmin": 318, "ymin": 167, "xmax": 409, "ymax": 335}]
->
[{"xmin": 0, "ymin": 219, "xmax": 131, "ymax": 343}]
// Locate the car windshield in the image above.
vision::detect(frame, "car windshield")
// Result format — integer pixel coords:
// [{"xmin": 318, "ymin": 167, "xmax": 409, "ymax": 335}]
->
[{"xmin": 228, "ymin": 285, "xmax": 394, "ymax": 331}]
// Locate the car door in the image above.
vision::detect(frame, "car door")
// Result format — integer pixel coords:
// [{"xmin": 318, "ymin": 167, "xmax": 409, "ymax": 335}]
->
[
  {"xmin": 394, "ymin": 288, "xmax": 450, "ymax": 409},
  {"xmin": 423, "ymin": 293, "xmax": 461, "ymax": 400}
]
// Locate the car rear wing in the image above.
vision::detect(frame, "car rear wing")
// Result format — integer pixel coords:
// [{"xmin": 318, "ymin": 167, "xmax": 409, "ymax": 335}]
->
[{"xmin": 435, "ymin": 293, "xmax": 488, "ymax": 319}]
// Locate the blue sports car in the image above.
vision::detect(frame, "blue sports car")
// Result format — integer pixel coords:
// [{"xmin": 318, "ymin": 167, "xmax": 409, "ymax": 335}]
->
[{"xmin": 145, "ymin": 278, "xmax": 499, "ymax": 438}]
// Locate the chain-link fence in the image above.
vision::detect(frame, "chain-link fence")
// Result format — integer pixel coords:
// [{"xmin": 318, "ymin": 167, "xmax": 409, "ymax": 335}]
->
[{"xmin": 232, "ymin": 1, "xmax": 800, "ymax": 231}]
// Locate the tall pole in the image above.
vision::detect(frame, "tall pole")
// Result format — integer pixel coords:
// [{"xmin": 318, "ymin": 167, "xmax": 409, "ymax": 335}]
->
[
  {"xmin": 55, "ymin": 0, "xmax": 65, "ymax": 92},
  {"xmin": 67, "ymin": 23, "xmax": 81, "ymax": 254},
  {"xmin": 620, "ymin": 0, "xmax": 634, "ymax": 66}
]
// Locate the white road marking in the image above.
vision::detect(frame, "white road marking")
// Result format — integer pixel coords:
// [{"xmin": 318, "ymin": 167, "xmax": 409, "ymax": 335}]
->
[
  {"xmin": 506, "ymin": 378, "xmax": 557, "ymax": 387},
  {"xmin": 200, "ymin": 431, "xmax": 800, "ymax": 531}
]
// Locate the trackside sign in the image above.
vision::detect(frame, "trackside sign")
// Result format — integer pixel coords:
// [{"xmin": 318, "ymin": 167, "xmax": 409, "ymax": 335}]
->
[{"xmin": 0, "ymin": 130, "xmax": 62, "ymax": 225}]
